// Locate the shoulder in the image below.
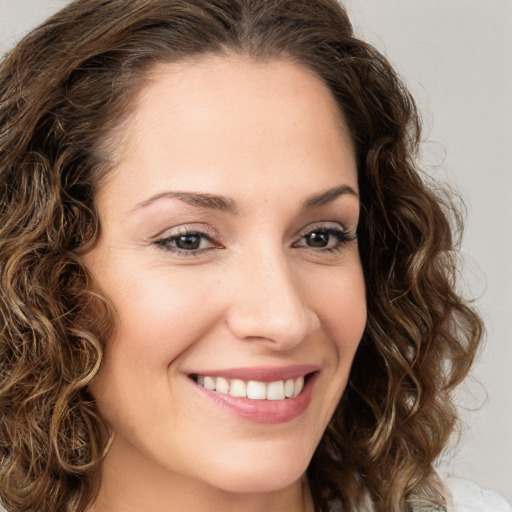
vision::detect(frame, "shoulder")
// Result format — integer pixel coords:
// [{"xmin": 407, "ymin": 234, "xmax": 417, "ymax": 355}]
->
[{"xmin": 443, "ymin": 477, "xmax": 512, "ymax": 512}]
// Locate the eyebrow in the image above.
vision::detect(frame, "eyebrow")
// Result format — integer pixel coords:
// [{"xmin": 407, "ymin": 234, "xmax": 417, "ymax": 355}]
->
[
  {"xmin": 133, "ymin": 190, "xmax": 238, "ymax": 214},
  {"xmin": 133, "ymin": 184, "xmax": 358, "ymax": 214},
  {"xmin": 300, "ymin": 184, "xmax": 359, "ymax": 211}
]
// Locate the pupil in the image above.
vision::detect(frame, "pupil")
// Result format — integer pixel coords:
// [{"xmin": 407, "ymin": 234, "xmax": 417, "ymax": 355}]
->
[
  {"xmin": 307, "ymin": 231, "xmax": 329, "ymax": 247},
  {"xmin": 176, "ymin": 235, "xmax": 200, "ymax": 250}
]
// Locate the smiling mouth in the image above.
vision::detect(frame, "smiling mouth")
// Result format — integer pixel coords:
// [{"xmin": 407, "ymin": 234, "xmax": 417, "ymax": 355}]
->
[{"xmin": 190, "ymin": 373, "xmax": 315, "ymax": 400}]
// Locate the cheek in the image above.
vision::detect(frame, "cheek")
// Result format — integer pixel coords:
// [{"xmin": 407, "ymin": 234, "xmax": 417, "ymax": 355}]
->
[
  {"xmin": 89, "ymin": 266, "xmax": 224, "ymax": 418},
  {"xmin": 331, "ymin": 279, "xmax": 367, "ymax": 351},
  {"xmin": 308, "ymin": 261, "xmax": 367, "ymax": 352},
  {"xmin": 105, "ymin": 265, "xmax": 223, "ymax": 359}
]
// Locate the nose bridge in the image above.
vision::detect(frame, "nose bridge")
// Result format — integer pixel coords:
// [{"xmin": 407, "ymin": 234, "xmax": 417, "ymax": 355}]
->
[{"xmin": 227, "ymin": 244, "xmax": 318, "ymax": 347}]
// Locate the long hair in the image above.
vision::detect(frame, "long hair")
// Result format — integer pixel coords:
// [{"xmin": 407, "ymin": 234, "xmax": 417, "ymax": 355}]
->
[{"xmin": 0, "ymin": 1, "xmax": 482, "ymax": 511}]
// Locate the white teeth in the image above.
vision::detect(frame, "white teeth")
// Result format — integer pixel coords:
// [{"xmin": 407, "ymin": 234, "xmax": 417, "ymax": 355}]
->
[
  {"xmin": 195, "ymin": 374, "xmax": 308, "ymax": 400},
  {"xmin": 266, "ymin": 380, "xmax": 285, "ymax": 400},
  {"xmin": 284, "ymin": 378, "xmax": 295, "ymax": 398},
  {"xmin": 216, "ymin": 377, "xmax": 230, "ymax": 394},
  {"xmin": 294, "ymin": 376, "xmax": 304, "ymax": 396},
  {"xmin": 247, "ymin": 380, "xmax": 267, "ymax": 399},
  {"xmin": 203, "ymin": 376, "xmax": 216, "ymax": 390},
  {"xmin": 229, "ymin": 379, "xmax": 246, "ymax": 397}
]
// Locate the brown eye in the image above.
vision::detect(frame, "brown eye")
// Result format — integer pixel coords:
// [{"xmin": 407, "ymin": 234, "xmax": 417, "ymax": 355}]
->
[
  {"xmin": 304, "ymin": 231, "xmax": 331, "ymax": 248},
  {"xmin": 155, "ymin": 230, "xmax": 218, "ymax": 254},
  {"xmin": 175, "ymin": 234, "xmax": 202, "ymax": 250},
  {"xmin": 294, "ymin": 226, "xmax": 355, "ymax": 252}
]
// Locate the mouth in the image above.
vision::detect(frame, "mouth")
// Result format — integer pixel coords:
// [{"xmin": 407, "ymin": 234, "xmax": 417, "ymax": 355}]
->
[
  {"xmin": 186, "ymin": 365, "xmax": 319, "ymax": 423},
  {"xmin": 190, "ymin": 373, "xmax": 311, "ymax": 400}
]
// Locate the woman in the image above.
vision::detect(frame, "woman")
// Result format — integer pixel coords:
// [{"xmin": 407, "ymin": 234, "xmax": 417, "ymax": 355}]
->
[{"xmin": 0, "ymin": 1, "xmax": 505, "ymax": 511}]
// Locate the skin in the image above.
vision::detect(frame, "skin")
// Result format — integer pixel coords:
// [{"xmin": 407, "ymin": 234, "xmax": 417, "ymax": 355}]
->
[{"xmin": 85, "ymin": 56, "xmax": 367, "ymax": 512}]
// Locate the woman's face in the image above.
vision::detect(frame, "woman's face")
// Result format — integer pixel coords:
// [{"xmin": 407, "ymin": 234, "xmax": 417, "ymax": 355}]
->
[{"xmin": 86, "ymin": 56, "xmax": 366, "ymax": 498}]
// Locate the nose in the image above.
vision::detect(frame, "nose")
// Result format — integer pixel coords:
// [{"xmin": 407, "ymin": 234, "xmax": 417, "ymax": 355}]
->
[{"xmin": 225, "ymin": 248, "xmax": 320, "ymax": 349}]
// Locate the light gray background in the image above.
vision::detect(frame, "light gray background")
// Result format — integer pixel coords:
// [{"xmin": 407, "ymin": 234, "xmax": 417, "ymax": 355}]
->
[{"xmin": 1, "ymin": 0, "xmax": 511, "ymax": 501}]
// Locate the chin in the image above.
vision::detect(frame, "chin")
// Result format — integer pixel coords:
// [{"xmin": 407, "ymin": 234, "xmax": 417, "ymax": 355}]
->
[
  {"xmin": 206, "ymin": 466, "xmax": 306, "ymax": 494},
  {"xmin": 192, "ymin": 440, "xmax": 314, "ymax": 494}
]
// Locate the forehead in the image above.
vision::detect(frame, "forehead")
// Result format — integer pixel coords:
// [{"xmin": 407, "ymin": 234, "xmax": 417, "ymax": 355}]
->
[{"xmin": 97, "ymin": 55, "xmax": 357, "ymax": 210}]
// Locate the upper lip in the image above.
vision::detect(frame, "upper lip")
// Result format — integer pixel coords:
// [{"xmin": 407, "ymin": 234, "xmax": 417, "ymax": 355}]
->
[{"xmin": 188, "ymin": 364, "xmax": 319, "ymax": 382}]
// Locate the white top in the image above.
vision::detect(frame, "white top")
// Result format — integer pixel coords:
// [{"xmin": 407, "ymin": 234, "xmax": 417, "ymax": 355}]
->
[
  {"xmin": 327, "ymin": 478, "xmax": 511, "ymax": 511},
  {"xmin": 444, "ymin": 477, "xmax": 511, "ymax": 512}
]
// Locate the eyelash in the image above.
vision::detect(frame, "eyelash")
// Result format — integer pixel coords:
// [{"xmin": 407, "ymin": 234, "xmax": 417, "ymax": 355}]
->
[
  {"xmin": 154, "ymin": 228, "xmax": 220, "ymax": 256},
  {"xmin": 154, "ymin": 224, "xmax": 356, "ymax": 256},
  {"xmin": 293, "ymin": 225, "xmax": 357, "ymax": 253}
]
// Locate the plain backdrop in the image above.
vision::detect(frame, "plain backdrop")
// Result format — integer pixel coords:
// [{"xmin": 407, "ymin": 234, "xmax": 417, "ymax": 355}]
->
[{"xmin": 1, "ymin": 0, "xmax": 511, "ymax": 501}]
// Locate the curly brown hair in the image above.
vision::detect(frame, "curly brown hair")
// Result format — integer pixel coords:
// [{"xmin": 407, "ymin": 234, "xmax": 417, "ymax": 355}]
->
[{"xmin": 0, "ymin": 1, "xmax": 482, "ymax": 511}]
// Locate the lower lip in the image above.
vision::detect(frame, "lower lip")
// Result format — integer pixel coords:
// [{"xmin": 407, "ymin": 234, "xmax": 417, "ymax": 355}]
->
[{"xmin": 191, "ymin": 373, "xmax": 318, "ymax": 424}]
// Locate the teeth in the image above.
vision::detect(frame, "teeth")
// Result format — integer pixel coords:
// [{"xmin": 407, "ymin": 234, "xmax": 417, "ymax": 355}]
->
[
  {"xmin": 229, "ymin": 379, "xmax": 246, "ymax": 397},
  {"xmin": 203, "ymin": 376, "xmax": 216, "ymax": 390},
  {"xmin": 294, "ymin": 376, "xmax": 304, "ymax": 396},
  {"xmin": 216, "ymin": 377, "xmax": 230, "ymax": 394},
  {"xmin": 266, "ymin": 380, "xmax": 285, "ymax": 400},
  {"xmin": 195, "ymin": 375, "xmax": 307, "ymax": 400},
  {"xmin": 247, "ymin": 381, "xmax": 267, "ymax": 399},
  {"xmin": 284, "ymin": 378, "xmax": 295, "ymax": 398}
]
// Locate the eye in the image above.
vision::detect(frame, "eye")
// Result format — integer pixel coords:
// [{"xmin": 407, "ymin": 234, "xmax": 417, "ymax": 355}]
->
[
  {"xmin": 154, "ymin": 229, "xmax": 219, "ymax": 254},
  {"xmin": 293, "ymin": 225, "xmax": 356, "ymax": 251}
]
